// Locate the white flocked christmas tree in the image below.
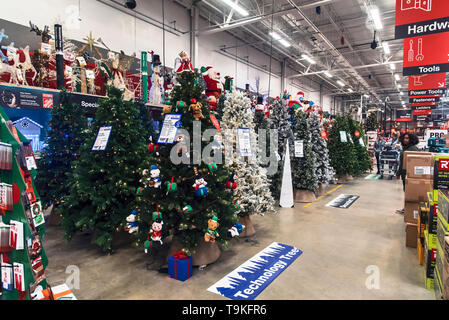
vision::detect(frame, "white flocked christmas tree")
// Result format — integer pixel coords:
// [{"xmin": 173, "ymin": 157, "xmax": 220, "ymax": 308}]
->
[
  {"xmin": 308, "ymin": 113, "xmax": 334, "ymax": 186},
  {"xmin": 221, "ymin": 91, "xmax": 275, "ymax": 236}
]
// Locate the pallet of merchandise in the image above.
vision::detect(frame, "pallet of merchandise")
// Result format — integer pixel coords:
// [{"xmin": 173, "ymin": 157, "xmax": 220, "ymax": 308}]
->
[{"xmin": 418, "ymin": 202, "xmax": 427, "ymax": 239}]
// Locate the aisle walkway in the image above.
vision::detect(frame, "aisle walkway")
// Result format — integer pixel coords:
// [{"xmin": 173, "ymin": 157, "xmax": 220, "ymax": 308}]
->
[{"xmin": 43, "ymin": 177, "xmax": 435, "ymax": 299}]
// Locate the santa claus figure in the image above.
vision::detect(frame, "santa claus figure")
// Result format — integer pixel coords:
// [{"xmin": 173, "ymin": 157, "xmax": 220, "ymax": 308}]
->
[
  {"xmin": 174, "ymin": 51, "xmax": 194, "ymax": 73},
  {"xmin": 203, "ymin": 66, "xmax": 224, "ymax": 111},
  {"xmin": 255, "ymin": 96, "xmax": 265, "ymax": 113}
]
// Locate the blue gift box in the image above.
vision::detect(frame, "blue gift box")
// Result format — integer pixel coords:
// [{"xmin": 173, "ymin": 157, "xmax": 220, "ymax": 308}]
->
[{"xmin": 168, "ymin": 253, "xmax": 193, "ymax": 281}]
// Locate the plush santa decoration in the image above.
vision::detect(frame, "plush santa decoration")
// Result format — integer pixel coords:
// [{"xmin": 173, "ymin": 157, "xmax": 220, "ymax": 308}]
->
[
  {"xmin": 174, "ymin": 51, "xmax": 194, "ymax": 73},
  {"xmin": 203, "ymin": 66, "xmax": 224, "ymax": 111},
  {"xmin": 255, "ymin": 96, "xmax": 265, "ymax": 113}
]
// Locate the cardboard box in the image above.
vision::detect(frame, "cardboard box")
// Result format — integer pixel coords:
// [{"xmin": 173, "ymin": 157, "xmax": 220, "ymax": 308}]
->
[
  {"xmin": 405, "ymin": 152, "xmax": 434, "ymax": 180},
  {"xmin": 406, "ymin": 223, "xmax": 418, "ymax": 248},
  {"xmin": 405, "ymin": 201, "xmax": 419, "ymax": 224},
  {"xmin": 405, "ymin": 178, "xmax": 433, "ymax": 202}
]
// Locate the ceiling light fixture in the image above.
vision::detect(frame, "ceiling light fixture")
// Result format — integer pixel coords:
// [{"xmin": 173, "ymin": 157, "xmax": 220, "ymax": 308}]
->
[
  {"xmin": 220, "ymin": 0, "xmax": 249, "ymax": 16},
  {"xmin": 397, "ymin": 84, "xmax": 402, "ymax": 88},
  {"xmin": 336, "ymin": 80, "xmax": 345, "ymax": 87},
  {"xmin": 323, "ymin": 71, "xmax": 333, "ymax": 78},
  {"xmin": 394, "ymin": 74, "xmax": 400, "ymax": 81},
  {"xmin": 301, "ymin": 54, "xmax": 316, "ymax": 64},
  {"xmin": 369, "ymin": 5, "xmax": 383, "ymax": 30},
  {"xmin": 389, "ymin": 63, "xmax": 396, "ymax": 70},
  {"xmin": 400, "ymin": 92, "xmax": 404, "ymax": 95},
  {"xmin": 279, "ymin": 39, "xmax": 291, "ymax": 47},
  {"xmin": 221, "ymin": 16, "xmax": 261, "ymax": 28},
  {"xmin": 382, "ymin": 42, "xmax": 390, "ymax": 54},
  {"xmin": 348, "ymin": 88, "xmax": 353, "ymax": 93},
  {"xmin": 269, "ymin": 32, "xmax": 281, "ymax": 40}
]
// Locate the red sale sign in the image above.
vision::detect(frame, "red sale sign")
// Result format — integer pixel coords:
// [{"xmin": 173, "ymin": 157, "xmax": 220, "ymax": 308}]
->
[
  {"xmin": 413, "ymin": 108, "xmax": 433, "ymax": 115},
  {"xmin": 411, "ymin": 101, "xmax": 436, "ymax": 107},
  {"xmin": 395, "ymin": 0, "xmax": 449, "ymax": 39},
  {"xmin": 403, "ymin": 33, "xmax": 449, "ymax": 75},
  {"xmin": 408, "ymin": 73, "xmax": 446, "ymax": 95}
]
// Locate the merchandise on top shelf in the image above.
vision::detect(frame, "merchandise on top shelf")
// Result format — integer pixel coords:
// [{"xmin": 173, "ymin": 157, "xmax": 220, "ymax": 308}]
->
[{"xmin": 405, "ymin": 152, "xmax": 434, "ymax": 180}]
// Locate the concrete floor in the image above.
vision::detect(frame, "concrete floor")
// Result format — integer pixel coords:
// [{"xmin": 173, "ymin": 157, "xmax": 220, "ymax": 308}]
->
[{"xmin": 43, "ymin": 176, "xmax": 436, "ymax": 300}]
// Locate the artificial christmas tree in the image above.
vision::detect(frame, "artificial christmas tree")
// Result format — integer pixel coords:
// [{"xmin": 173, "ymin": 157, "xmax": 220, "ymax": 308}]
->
[
  {"xmin": 347, "ymin": 117, "xmax": 372, "ymax": 176},
  {"xmin": 0, "ymin": 109, "xmax": 49, "ymax": 300},
  {"xmin": 308, "ymin": 113, "xmax": 334, "ymax": 195},
  {"xmin": 135, "ymin": 70, "xmax": 237, "ymax": 266},
  {"xmin": 36, "ymin": 90, "xmax": 88, "ymax": 225},
  {"xmin": 365, "ymin": 111, "xmax": 379, "ymax": 132},
  {"xmin": 328, "ymin": 115, "xmax": 358, "ymax": 182},
  {"xmin": 220, "ymin": 91, "xmax": 275, "ymax": 237},
  {"xmin": 61, "ymin": 86, "xmax": 152, "ymax": 252},
  {"xmin": 292, "ymin": 109, "xmax": 317, "ymax": 202},
  {"xmin": 268, "ymin": 97, "xmax": 294, "ymax": 200}
]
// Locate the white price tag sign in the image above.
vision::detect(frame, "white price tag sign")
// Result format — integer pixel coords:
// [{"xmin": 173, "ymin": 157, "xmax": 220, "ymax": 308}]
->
[
  {"xmin": 40, "ymin": 42, "xmax": 52, "ymax": 55},
  {"xmin": 157, "ymin": 114, "xmax": 182, "ymax": 144},
  {"xmin": 26, "ymin": 156, "xmax": 37, "ymax": 170},
  {"xmin": 65, "ymin": 66, "xmax": 73, "ymax": 77},
  {"xmin": 340, "ymin": 131, "xmax": 348, "ymax": 143},
  {"xmin": 237, "ymin": 128, "xmax": 252, "ymax": 157},
  {"xmin": 92, "ymin": 126, "xmax": 112, "ymax": 151},
  {"xmin": 85, "ymin": 69, "xmax": 95, "ymax": 79},
  {"xmin": 76, "ymin": 56, "xmax": 86, "ymax": 66},
  {"xmin": 359, "ymin": 138, "xmax": 365, "ymax": 146},
  {"xmin": 294, "ymin": 140, "xmax": 304, "ymax": 158}
]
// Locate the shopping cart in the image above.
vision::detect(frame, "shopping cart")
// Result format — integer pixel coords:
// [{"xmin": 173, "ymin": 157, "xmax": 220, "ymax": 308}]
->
[{"xmin": 378, "ymin": 150, "xmax": 400, "ymax": 180}]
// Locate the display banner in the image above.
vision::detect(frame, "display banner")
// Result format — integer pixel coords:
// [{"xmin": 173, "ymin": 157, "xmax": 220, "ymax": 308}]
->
[
  {"xmin": 425, "ymin": 129, "xmax": 447, "ymax": 141},
  {"xmin": 414, "ymin": 115, "xmax": 430, "ymax": 121},
  {"xmin": 326, "ymin": 194, "xmax": 360, "ymax": 209},
  {"xmin": 207, "ymin": 242, "xmax": 302, "ymax": 300},
  {"xmin": 409, "ymin": 96, "xmax": 440, "ymax": 103},
  {"xmin": 403, "ymin": 33, "xmax": 449, "ymax": 75},
  {"xmin": 0, "ymin": 84, "xmax": 101, "ymax": 115},
  {"xmin": 395, "ymin": 0, "xmax": 449, "ymax": 39},
  {"xmin": 408, "ymin": 73, "xmax": 446, "ymax": 96},
  {"xmin": 396, "ymin": 109, "xmax": 413, "ymax": 121}
]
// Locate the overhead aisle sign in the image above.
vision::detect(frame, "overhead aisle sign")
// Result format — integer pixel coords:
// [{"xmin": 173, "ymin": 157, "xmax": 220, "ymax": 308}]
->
[
  {"xmin": 409, "ymin": 73, "xmax": 446, "ymax": 96},
  {"xmin": 395, "ymin": 0, "xmax": 449, "ymax": 39},
  {"xmin": 396, "ymin": 109, "xmax": 413, "ymax": 121}
]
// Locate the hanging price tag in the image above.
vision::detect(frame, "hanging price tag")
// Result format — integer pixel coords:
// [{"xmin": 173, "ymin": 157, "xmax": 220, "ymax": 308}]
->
[
  {"xmin": 237, "ymin": 128, "xmax": 252, "ymax": 157},
  {"xmin": 157, "ymin": 114, "xmax": 182, "ymax": 144},
  {"xmin": 9, "ymin": 221, "xmax": 24, "ymax": 250},
  {"xmin": 1, "ymin": 263, "xmax": 13, "ymax": 291},
  {"xmin": 85, "ymin": 69, "xmax": 95, "ymax": 79},
  {"xmin": 359, "ymin": 138, "xmax": 365, "ymax": 147},
  {"xmin": 13, "ymin": 263, "xmax": 25, "ymax": 292},
  {"xmin": 92, "ymin": 126, "xmax": 112, "ymax": 151},
  {"xmin": 76, "ymin": 56, "xmax": 86, "ymax": 66},
  {"xmin": 6, "ymin": 46, "xmax": 17, "ymax": 57},
  {"xmin": 339, "ymin": 131, "xmax": 348, "ymax": 143},
  {"xmin": 294, "ymin": 140, "xmax": 304, "ymax": 158},
  {"xmin": 40, "ymin": 42, "xmax": 52, "ymax": 55},
  {"xmin": 64, "ymin": 66, "xmax": 73, "ymax": 77}
]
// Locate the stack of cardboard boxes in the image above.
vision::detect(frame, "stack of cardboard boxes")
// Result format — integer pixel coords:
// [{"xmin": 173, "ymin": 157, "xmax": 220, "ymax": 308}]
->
[{"xmin": 404, "ymin": 151, "xmax": 434, "ymax": 249}]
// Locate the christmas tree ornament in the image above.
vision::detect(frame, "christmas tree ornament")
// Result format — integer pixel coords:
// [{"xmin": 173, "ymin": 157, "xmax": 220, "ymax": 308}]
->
[
  {"xmin": 176, "ymin": 100, "xmax": 186, "ymax": 111},
  {"xmin": 192, "ymin": 167, "xmax": 208, "ymax": 197},
  {"xmin": 226, "ymin": 174, "xmax": 237, "ymax": 190},
  {"xmin": 167, "ymin": 177, "xmax": 177, "ymax": 193},
  {"xmin": 354, "ymin": 130, "xmax": 360, "ymax": 138},
  {"xmin": 162, "ymin": 104, "xmax": 172, "ymax": 115},
  {"xmin": 144, "ymin": 209, "xmax": 164, "ymax": 253},
  {"xmin": 124, "ymin": 210, "xmax": 139, "ymax": 234},
  {"xmin": 188, "ymin": 99, "xmax": 204, "ymax": 121},
  {"xmin": 207, "ymin": 162, "xmax": 218, "ymax": 172},
  {"xmin": 148, "ymin": 136, "xmax": 160, "ymax": 155},
  {"xmin": 204, "ymin": 216, "xmax": 219, "ymax": 242},
  {"xmin": 175, "ymin": 133, "xmax": 189, "ymax": 158},
  {"xmin": 227, "ymin": 222, "xmax": 245, "ymax": 238},
  {"xmin": 148, "ymin": 165, "xmax": 162, "ymax": 188},
  {"xmin": 182, "ymin": 205, "xmax": 193, "ymax": 213}
]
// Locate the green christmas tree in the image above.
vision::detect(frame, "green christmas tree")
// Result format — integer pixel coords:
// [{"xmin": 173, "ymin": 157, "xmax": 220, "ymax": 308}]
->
[
  {"xmin": 0, "ymin": 109, "xmax": 49, "ymax": 300},
  {"xmin": 328, "ymin": 115, "xmax": 358, "ymax": 178},
  {"xmin": 36, "ymin": 90, "xmax": 88, "ymax": 214},
  {"xmin": 347, "ymin": 117, "xmax": 372, "ymax": 175},
  {"xmin": 292, "ymin": 109, "xmax": 317, "ymax": 192},
  {"xmin": 365, "ymin": 111, "xmax": 379, "ymax": 132},
  {"xmin": 135, "ymin": 71, "xmax": 237, "ymax": 256},
  {"xmin": 61, "ymin": 86, "xmax": 151, "ymax": 252}
]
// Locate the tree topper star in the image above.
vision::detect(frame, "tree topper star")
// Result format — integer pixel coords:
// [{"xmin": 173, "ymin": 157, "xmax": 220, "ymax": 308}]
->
[{"xmin": 83, "ymin": 31, "xmax": 97, "ymax": 52}]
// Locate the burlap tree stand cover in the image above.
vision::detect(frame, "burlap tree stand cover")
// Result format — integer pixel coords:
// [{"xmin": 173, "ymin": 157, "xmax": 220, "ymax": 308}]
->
[
  {"xmin": 238, "ymin": 215, "xmax": 256, "ymax": 238},
  {"xmin": 338, "ymin": 174, "xmax": 353, "ymax": 184},
  {"xmin": 294, "ymin": 189, "xmax": 316, "ymax": 203},
  {"xmin": 315, "ymin": 183, "xmax": 328, "ymax": 196},
  {"xmin": 167, "ymin": 237, "xmax": 221, "ymax": 266}
]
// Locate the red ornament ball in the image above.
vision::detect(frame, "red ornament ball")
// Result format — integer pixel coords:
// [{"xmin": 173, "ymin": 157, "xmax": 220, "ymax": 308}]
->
[{"xmin": 354, "ymin": 130, "xmax": 360, "ymax": 138}]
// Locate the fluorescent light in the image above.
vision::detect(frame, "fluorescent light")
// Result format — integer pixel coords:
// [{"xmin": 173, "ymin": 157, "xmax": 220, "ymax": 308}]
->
[
  {"xmin": 348, "ymin": 88, "xmax": 353, "ymax": 93},
  {"xmin": 397, "ymin": 84, "xmax": 402, "ymax": 88},
  {"xmin": 269, "ymin": 32, "xmax": 281, "ymax": 40},
  {"xmin": 220, "ymin": 0, "xmax": 249, "ymax": 16},
  {"xmin": 336, "ymin": 80, "xmax": 345, "ymax": 87},
  {"xmin": 370, "ymin": 5, "xmax": 383, "ymax": 30},
  {"xmin": 382, "ymin": 42, "xmax": 390, "ymax": 54},
  {"xmin": 301, "ymin": 54, "xmax": 315, "ymax": 64},
  {"xmin": 394, "ymin": 74, "xmax": 400, "ymax": 81},
  {"xmin": 323, "ymin": 71, "xmax": 333, "ymax": 78},
  {"xmin": 389, "ymin": 63, "xmax": 396, "ymax": 70},
  {"xmin": 279, "ymin": 39, "xmax": 291, "ymax": 47},
  {"xmin": 364, "ymin": 94, "xmax": 369, "ymax": 98},
  {"xmin": 221, "ymin": 16, "xmax": 261, "ymax": 28},
  {"xmin": 400, "ymin": 92, "xmax": 404, "ymax": 95}
]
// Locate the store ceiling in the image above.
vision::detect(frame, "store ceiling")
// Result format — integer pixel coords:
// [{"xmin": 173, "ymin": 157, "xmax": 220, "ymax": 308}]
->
[{"xmin": 178, "ymin": 0, "xmax": 413, "ymax": 108}]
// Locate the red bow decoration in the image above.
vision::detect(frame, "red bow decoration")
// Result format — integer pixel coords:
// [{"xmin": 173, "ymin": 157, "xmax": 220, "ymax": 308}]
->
[{"xmin": 173, "ymin": 251, "xmax": 188, "ymax": 260}]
